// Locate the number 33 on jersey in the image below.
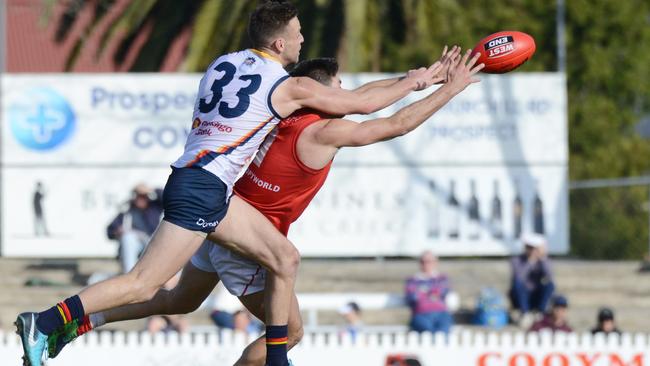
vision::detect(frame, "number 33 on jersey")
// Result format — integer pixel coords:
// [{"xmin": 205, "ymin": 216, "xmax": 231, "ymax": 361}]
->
[{"xmin": 173, "ymin": 49, "xmax": 289, "ymax": 193}]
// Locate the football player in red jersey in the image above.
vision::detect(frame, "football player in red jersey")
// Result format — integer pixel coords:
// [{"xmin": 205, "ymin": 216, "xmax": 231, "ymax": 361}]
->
[{"xmin": 52, "ymin": 49, "xmax": 482, "ymax": 366}]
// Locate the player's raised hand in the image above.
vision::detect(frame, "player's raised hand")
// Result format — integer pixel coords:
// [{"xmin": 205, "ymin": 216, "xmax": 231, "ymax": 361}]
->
[
  {"xmin": 406, "ymin": 61, "xmax": 445, "ymax": 90},
  {"xmin": 405, "ymin": 61, "xmax": 443, "ymax": 91},
  {"xmin": 433, "ymin": 45, "xmax": 461, "ymax": 84},
  {"xmin": 445, "ymin": 49, "xmax": 484, "ymax": 93},
  {"xmin": 405, "ymin": 45, "xmax": 465, "ymax": 91}
]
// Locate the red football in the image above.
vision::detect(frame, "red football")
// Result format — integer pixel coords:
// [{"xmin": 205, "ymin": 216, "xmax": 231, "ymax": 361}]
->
[{"xmin": 471, "ymin": 31, "xmax": 536, "ymax": 74}]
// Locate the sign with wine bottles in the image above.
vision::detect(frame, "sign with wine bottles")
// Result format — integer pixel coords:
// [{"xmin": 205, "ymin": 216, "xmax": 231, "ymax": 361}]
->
[{"xmin": 289, "ymin": 73, "xmax": 568, "ymax": 256}]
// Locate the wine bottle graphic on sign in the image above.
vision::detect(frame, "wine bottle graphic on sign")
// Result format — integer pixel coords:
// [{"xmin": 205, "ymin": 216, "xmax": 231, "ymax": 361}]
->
[
  {"xmin": 447, "ymin": 180, "xmax": 460, "ymax": 239},
  {"xmin": 532, "ymin": 180, "xmax": 545, "ymax": 234},
  {"xmin": 426, "ymin": 180, "xmax": 440, "ymax": 239},
  {"xmin": 490, "ymin": 180, "xmax": 504, "ymax": 239},
  {"xmin": 513, "ymin": 178, "xmax": 523, "ymax": 239},
  {"xmin": 468, "ymin": 180, "xmax": 480, "ymax": 240}
]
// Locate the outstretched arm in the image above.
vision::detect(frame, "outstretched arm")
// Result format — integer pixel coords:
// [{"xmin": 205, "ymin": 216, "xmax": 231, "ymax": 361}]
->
[
  {"xmin": 352, "ymin": 45, "xmax": 458, "ymax": 94},
  {"xmin": 272, "ymin": 69, "xmax": 426, "ymax": 117},
  {"xmin": 271, "ymin": 58, "xmax": 449, "ymax": 118},
  {"xmin": 313, "ymin": 50, "xmax": 483, "ymax": 148},
  {"xmin": 351, "ymin": 76, "xmax": 404, "ymax": 94}
]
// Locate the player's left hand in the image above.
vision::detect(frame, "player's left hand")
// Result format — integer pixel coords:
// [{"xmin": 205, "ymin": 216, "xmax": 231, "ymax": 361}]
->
[
  {"xmin": 433, "ymin": 45, "xmax": 462, "ymax": 84},
  {"xmin": 406, "ymin": 61, "xmax": 445, "ymax": 91},
  {"xmin": 405, "ymin": 45, "xmax": 461, "ymax": 90}
]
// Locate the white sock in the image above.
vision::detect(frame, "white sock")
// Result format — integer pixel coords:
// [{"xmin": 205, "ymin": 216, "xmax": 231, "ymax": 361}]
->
[{"xmin": 89, "ymin": 312, "xmax": 106, "ymax": 328}]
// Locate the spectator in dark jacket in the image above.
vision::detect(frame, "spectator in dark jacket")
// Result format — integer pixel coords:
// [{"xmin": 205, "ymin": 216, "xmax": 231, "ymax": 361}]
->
[
  {"xmin": 529, "ymin": 295, "xmax": 573, "ymax": 333},
  {"xmin": 509, "ymin": 232, "xmax": 555, "ymax": 327},
  {"xmin": 591, "ymin": 307, "xmax": 621, "ymax": 335},
  {"xmin": 107, "ymin": 184, "xmax": 163, "ymax": 272},
  {"xmin": 405, "ymin": 251, "xmax": 453, "ymax": 334}
]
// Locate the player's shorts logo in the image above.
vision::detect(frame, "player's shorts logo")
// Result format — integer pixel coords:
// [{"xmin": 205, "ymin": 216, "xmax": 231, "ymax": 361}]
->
[
  {"xmin": 8, "ymin": 87, "xmax": 76, "ymax": 151},
  {"xmin": 196, "ymin": 218, "xmax": 218, "ymax": 228}
]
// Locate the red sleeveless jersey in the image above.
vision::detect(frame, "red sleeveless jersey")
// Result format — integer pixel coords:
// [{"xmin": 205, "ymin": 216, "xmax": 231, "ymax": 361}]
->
[{"xmin": 233, "ymin": 110, "xmax": 332, "ymax": 235}]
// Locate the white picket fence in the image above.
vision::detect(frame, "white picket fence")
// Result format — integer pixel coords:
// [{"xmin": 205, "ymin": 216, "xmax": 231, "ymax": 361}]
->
[{"xmin": 1, "ymin": 330, "xmax": 648, "ymax": 366}]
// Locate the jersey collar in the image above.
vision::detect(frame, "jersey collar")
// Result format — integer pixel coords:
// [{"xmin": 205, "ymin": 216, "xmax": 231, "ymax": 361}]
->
[{"xmin": 250, "ymin": 48, "xmax": 282, "ymax": 64}]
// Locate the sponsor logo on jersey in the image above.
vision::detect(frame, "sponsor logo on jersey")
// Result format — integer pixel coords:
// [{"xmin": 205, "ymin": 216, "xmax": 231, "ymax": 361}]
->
[
  {"xmin": 244, "ymin": 57, "xmax": 256, "ymax": 66},
  {"xmin": 8, "ymin": 87, "xmax": 76, "ymax": 151},
  {"xmin": 201, "ymin": 120, "xmax": 233, "ymax": 133},
  {"xmin": 244, "ymin": 169, "xmax": 281, "ymax": 192},
  {"xmin": 193, "ymin": 120, "xmax": 234, "ymax": 137},
  {"xmin": 192, "ymin": 118, "xmax": 201, "ymax": 129},
  {"xmin": 484, "ymin": 35, "xmax": 515, "ymax": 58}
]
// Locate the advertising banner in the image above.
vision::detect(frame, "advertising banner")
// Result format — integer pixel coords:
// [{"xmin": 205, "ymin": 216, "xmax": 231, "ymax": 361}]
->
[
  {"xmin": 0, "ymin": 330, "xmax": 647, "ymax": 366},
  {"xmin": 1, "ymin": 73, "xmax": 567, "ymax": 257}
]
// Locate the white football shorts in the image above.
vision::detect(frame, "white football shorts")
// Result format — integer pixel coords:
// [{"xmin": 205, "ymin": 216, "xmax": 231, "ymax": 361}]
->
[{"xmin": 190, "ymin": 240, "xmax": 267, "ymax": 297}]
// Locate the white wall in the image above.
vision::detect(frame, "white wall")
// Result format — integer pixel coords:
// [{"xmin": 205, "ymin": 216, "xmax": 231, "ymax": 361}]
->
[{"xmin": 1, "ymin": 330, "xmax": 647, "ymax": 366}]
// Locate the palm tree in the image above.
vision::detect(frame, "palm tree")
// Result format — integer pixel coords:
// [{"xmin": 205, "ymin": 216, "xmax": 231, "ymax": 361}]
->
[
  {"xmin": 43, "ymin": 0, "xmax": 555, "ymax": 73},
  {"xmin": 44, "ymin": 0, "xmax": 258, "ymax": 72}
]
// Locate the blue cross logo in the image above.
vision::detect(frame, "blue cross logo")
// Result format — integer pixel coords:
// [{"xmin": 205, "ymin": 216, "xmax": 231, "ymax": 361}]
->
[{"xmin": 9, "ymin": 88, "xmax": 76, "ymax": 151}]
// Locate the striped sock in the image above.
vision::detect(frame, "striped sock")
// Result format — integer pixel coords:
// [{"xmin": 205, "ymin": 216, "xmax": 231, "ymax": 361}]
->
[
  {"xmin": 76, "ymin": 315, "xmax": 93, "ymax": 336},
  {"xmin": 265, "ymin": 325, "xmax": 289, "ymax": 366},
  {"xmin": 36, "ymin": 295, "xmax": 86, "ymax": 335}
]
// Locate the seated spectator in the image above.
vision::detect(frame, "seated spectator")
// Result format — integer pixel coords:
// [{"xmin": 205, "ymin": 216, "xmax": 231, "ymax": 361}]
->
[
  {"xmin": 338, "ymin": 301, "xmax": 363, "ymax": 342},
  {"xmin": 509, "ymin": 232, "xmax": 555, "ymax": 328},
  {"xmin": 405, "ymin": 251, "xmax": 453, "ymax": 334},
  {"xmin": 209, "ymin": 282, "xmax": 243, "ymax": 329},
  {"xmin": 106, "ymin": 184, "xmax": 163, "ymax": 273},
  {"xmin": 232, "ymin": 309, "xmax": 263, "ymax": 335},
  {"xmin": 529, "ymin": 295, "xmax": 573, "ymax": 333},
  {"xmin": 591, "ymin": 307, "xmax": 621, "ymax": 335}
]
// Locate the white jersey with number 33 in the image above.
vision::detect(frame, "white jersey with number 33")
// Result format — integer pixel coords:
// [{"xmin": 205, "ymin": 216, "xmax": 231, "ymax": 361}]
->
[{"xmin": 173, "ymin": 49, "xmax": 288, "ymax": 192}]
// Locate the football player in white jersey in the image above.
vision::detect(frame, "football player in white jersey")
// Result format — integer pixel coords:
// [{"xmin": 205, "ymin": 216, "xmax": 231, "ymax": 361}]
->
[{"xmin": 16, "ymin": 2, "xmax": 447, "ymax": 366}]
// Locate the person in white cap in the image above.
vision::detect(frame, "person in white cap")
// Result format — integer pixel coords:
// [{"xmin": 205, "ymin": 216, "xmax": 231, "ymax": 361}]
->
[
  {"xmin": 508, "ymin": 232, "xmax": 555, "ymax": 328},
  {"xmin": 338, "ymin": 302, "xmax": 363, "ymax": 342}
]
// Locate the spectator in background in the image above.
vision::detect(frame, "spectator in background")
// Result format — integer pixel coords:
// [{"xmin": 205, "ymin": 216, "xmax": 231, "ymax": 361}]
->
[
  {"xmin": 232, "ymin": 309, "xmax": 263, "ymax": 335},
  {"xmin": 338, "ymin": 301, "xmax": 363, "ymax": 341},
  {"xmin": 509, "ymin": 232, "xmax": 555, "ymax": 328},
  {"xmin": 107, "ymin": 183, "xmax": 163, "ymax": 273},
  {"xmin": 208, "ymin": 284, "xmax": 263, "ymax": 335},
  {"xmin": 405, "ymin": 251, "xmax": 453, "ymax": 334},
  {"xmin": 591, "ymin": 307, "xmax": 621, "ymax": 335},
  {"xmin": 529, "ymin": 295, "xmax": 572, "ymax": 333},
  {"xmin": 210, "ymin": 282, "xmax": 241, "ymax": 329}
]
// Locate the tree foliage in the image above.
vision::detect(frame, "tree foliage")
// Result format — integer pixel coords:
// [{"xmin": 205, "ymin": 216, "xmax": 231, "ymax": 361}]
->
[
  {"xmin": 564, "ymin": 0, "xmax": 650, "ymax": 259},
  {"xmin": 46, "ymin": 0, "xmax": 650, "ymax": 258}
]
